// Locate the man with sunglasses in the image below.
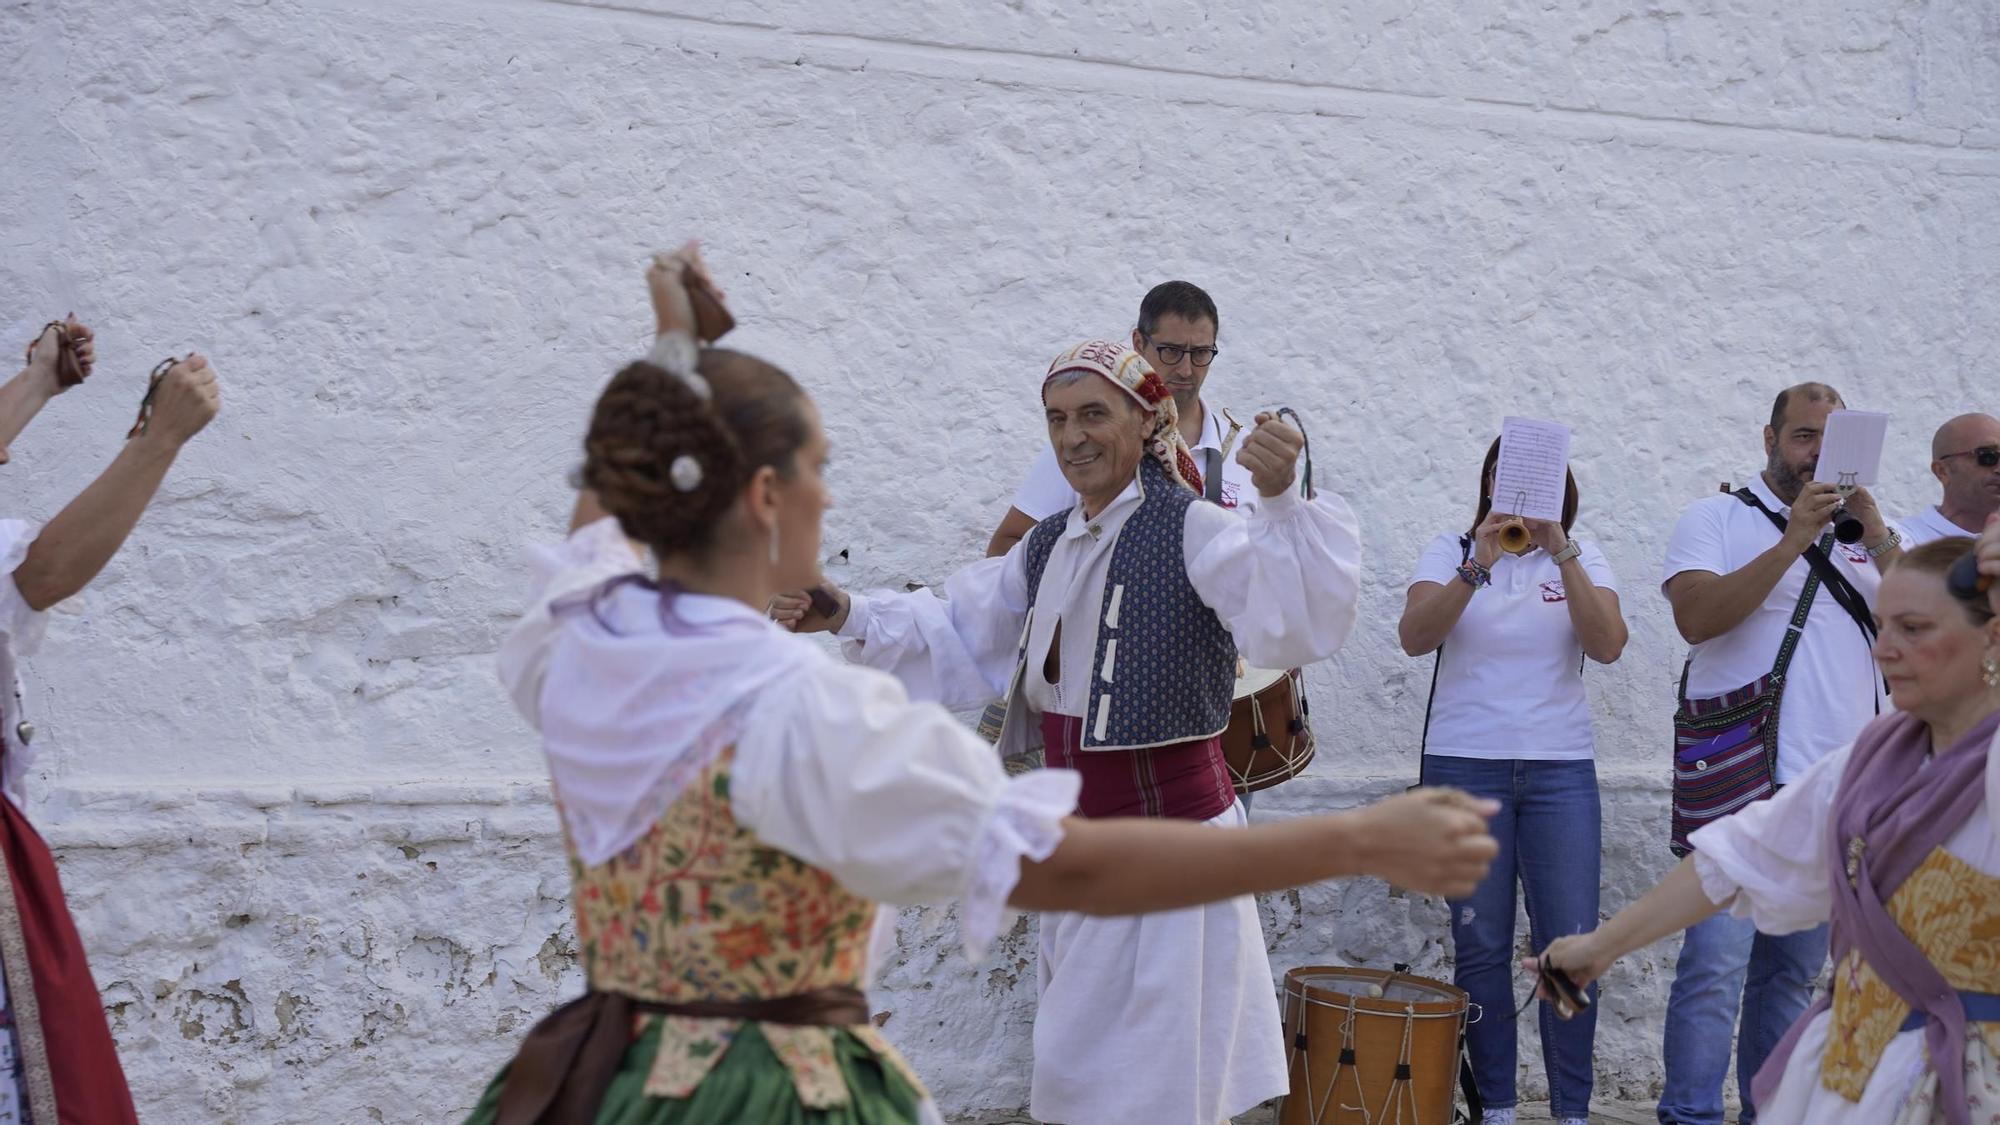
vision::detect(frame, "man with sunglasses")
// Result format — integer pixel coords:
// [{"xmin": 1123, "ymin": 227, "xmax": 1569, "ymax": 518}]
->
[
  {"xmin": 985, "ymin": 281, "xmax": 1255, "ymax": 556},
  {"xmin": 1898, "ymin": 413, "xmax": 2000, "ymax": 547}
]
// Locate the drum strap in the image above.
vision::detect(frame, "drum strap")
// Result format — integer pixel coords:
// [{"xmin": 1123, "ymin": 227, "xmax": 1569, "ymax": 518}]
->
[{"xmin": 1415, "ymin": 538, "xmax": 1472, "ymax": 787}]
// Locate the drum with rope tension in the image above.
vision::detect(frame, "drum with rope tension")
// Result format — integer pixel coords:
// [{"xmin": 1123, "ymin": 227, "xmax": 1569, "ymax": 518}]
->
[
  {"xmin": 1279, "ymin": 965, "xmax": 1472, "ymax": 1125},
  {"xmin": 1222, "ymin": 665, "xmax": 1315, "ymax": 794}
]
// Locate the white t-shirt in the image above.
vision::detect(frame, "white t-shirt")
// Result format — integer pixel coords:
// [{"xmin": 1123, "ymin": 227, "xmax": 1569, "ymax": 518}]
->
[
  {"xmin": 1009, "ymin": 398, "xmax": 1257, "ymax": 519},
  {"xmin": 1897, "ymin": 505, "xmax": 1980, "ymax": 548},
  {"xmin": 1408, "ymin": 533, "xmax": 1619, "ymax": 761},
  {"xmin": 1662, "ymin": 475, "xmax": 1886, "ymax": 783}
]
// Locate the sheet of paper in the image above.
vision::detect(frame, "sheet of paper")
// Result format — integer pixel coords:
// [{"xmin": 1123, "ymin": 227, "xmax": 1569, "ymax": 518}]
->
[
  {"xmin": 1491, "ymin": 416, "xmax": 1573, "ymax": 522},
  {"xmin": 1815, "ymin": 410, "xmax": 1890, "ymax": 488}
]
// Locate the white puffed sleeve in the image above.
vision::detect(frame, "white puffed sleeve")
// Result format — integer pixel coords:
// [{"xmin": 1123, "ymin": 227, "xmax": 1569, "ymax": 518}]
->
[
  {"xmin": 731, "ymin": 656, "xmax": 1080, "ymax": 960},
  {"xmin": 1183, "ymin": 486, "xmax": 1363, "ymax": 669},
  {"xmin": 834, "ymin": 547, "xmax": 1031, "ymax": 710},
  {"xmin": 496, "ymin": 517, "xmax": 644, "ymax": 731},
  {"xmin": 0, "ymin": 521, "xmax": 48, "ymax": 656},
  {"xmin": 1686, "ymin": 743, "xmax": 1848, "ymax": 935},
  {"xmin": 0, "ymin": 520, "xmax": 48, "ymax": 805}
]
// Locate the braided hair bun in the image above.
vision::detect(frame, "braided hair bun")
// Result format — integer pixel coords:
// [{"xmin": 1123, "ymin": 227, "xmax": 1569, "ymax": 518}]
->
[{"xmin": 582, "ymin": 348, "xmax": 808, "ymax": 559}]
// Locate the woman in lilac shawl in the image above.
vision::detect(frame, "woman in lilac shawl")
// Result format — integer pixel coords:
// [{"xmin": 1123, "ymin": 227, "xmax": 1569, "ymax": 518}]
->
[{"xmin": 1538, "ymin": 529, "xmax": 2000, "ymax": 1125}]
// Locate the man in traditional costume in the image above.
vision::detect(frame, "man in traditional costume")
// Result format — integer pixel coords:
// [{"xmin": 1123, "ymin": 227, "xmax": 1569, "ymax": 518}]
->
[{"xmin": 805, "ymin": 338, "xmax": 1363, "ymax": 1124}]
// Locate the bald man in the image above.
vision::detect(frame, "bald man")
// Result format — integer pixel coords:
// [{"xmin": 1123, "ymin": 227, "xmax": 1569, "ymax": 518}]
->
[{"xmin": 1899, "ymin": 412, "xmax": 2000, "ymax": 547}]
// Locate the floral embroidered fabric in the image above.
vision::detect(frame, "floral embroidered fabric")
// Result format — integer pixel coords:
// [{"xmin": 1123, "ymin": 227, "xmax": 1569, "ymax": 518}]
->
[
  {"xmin": 565, "ymin": 747, "xmax": 926, "ymax": 1108},
  {"xmin": 1821, "ymin": 847, "xmax": 2000, "ymax": 1100}
]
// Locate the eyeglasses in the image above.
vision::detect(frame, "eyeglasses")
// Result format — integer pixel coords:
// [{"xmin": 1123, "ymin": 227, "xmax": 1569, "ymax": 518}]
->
[
  {"xmin": 1940, "ymin": 445, "xmax": 2000, "ymax": 469},
  {"xmin": 1141, "ymin": 334, "xmax": 1219, "ymax": 368}
]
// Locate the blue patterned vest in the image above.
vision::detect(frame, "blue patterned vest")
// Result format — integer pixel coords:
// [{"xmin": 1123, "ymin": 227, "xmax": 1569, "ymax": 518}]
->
[{"xmin": 1016, "ymin": 456, "xmax": 1237, "ymax": 750}]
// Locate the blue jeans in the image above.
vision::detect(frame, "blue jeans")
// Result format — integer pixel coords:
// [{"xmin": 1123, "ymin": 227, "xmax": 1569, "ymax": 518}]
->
[
  {"xmin": 1422, "ymin": 756, "xmax": 1601, "ymax": 1119},
  {"xmin": 1657, "ymin": 912, "xmax": 1829, "ymax": 1125}
]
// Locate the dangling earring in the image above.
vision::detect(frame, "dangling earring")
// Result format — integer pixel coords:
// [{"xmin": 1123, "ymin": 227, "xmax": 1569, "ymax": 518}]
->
[
  {"xmin": 769, "ymin": 522, "xmax": 781, "ymax": 567},
  {"xmin": 1985, "ymin": 653, "xmax": 2000, "ymax": 690}
]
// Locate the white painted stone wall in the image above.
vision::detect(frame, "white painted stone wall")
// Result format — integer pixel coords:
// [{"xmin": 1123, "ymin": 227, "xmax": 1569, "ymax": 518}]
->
[{"xmin": 2, "ymin": 0, "xmax": 1996, "ymax": 1119}]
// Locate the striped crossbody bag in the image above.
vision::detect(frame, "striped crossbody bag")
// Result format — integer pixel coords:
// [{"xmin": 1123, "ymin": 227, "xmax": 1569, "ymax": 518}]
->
[{"xmin": 1666, "ymin": 533, "xmax": 1828, "ymax": 856}]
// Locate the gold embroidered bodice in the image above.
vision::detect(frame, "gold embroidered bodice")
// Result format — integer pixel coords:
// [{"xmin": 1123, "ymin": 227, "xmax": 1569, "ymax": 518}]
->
[
  {"xmin": 1821, "ymin": 847, "xmax": 2000, "ymax": 1100},
  {"xmin": 562, "ymin": 747, "xmax": 925, "ymax": 1107}
]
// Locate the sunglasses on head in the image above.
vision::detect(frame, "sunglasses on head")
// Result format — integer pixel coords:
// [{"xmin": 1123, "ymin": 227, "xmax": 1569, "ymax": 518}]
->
[{"xmin": 1941, "ymin": 445, "xmax": 2000, "ymax": 469}]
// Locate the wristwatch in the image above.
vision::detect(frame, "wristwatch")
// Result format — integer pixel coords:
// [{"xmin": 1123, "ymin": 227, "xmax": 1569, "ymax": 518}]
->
[
  {"xmin": 1550, "ymin": 541, "xmax": 1583, "ymax": 566},
  {"xmin": 1455, "ymin": 560, "xmax": 1491, "ymax": 590},
  {"xmin": 1865, "ymin": 528, "xmax": 1902, "ymax": 560}
]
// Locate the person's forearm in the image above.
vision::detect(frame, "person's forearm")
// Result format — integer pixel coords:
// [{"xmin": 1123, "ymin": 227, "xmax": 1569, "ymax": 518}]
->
[
  {"xmin": 1398, "ymin": 580, "xmax": 1476, "ymax": 656},
  {"xmin": 1012, "ymin": 813, "xmax": 1368, "ymax": 915},
  {"xmin": 1592, "ymin": 859, "xmax": 1725, "ymax": 962},
  {"xmin": 0, "ymin": 368, "xmax": 56, "ymax": 455},
  {"xmin": 14, "ymin": 435, "xmax": 179, "ymax": 610},
  {"xmin": 1559, "ymin": 565, "xmax": 1627, "ymax": 662},
  {"xmin": 1672, "ymin": 541, "xmax": 1798, "ymax": 644}
]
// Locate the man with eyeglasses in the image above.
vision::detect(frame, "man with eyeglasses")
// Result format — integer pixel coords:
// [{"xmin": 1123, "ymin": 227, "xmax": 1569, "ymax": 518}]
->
[
  {"xmin": 1898, "ymin": 413, "xmax": 2000, "ymax": 547},
  {"xmin": 985, "ymin": 280, "xmax": 1254, "ymax": 557}
]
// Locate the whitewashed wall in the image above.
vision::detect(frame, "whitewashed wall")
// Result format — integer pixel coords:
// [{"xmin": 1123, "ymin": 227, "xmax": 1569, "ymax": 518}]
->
[{"xmin": 1, "ymin": 0, "xmax": 1996, "ymax": 1119}]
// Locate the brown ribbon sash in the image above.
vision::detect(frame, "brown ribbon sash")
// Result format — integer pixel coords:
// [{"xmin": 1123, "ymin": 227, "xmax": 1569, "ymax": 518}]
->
[{"xmin": 494, "ymin": 986, "xmax": 870, "ymax": 1124}]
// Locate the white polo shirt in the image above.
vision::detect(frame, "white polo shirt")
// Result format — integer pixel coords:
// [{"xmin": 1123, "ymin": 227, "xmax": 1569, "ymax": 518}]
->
[
  {"xmin": 1009, "ymin": 398, "xmax": 1257, "ymax": 519},
  {"xmin": 1897, "ymin": 505, "xmax": 1981, "ymax": 548},
  {"xmin": 1662, "ymin": 474, "xmax": 1885, "ymax": 783},
  {"xmin": 1409, "ymin": 534, "xmax": 1619, "ymax": 761}
]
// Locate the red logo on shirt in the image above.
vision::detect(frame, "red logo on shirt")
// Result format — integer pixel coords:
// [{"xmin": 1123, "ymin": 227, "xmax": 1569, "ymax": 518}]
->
[
  {"xmin": 1838, "ymin": 544, "xmax": 1870, "ymax": 565},
  {"xmin": 1540, "ymin": 580, "xmax": 1567, "ymax": 603},
  {"xmin": 1218, "ymin": 482, "xmax": 1240, "ymax": 510}
]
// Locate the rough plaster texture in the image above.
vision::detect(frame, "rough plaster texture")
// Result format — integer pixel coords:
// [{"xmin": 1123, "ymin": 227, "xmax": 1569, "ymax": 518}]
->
[{"xmin": 1, "ymin": 0, "xmax": 1996, "ymax": 1120}]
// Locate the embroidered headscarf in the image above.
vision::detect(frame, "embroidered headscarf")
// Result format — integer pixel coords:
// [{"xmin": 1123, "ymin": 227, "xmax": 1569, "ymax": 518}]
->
[{"xmin": 1041, "ymin": 339, "xmax": 1202, "ymax": 494}]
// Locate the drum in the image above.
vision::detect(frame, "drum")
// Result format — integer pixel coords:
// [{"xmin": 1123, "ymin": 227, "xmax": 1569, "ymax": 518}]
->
[
  {"xmin": 1222, "ymin": 665, "xmax": 1314, "ymax": 794},
  {"xmin": 1278, "ymin": 966, "xmax": 1469, "ymax": 1125}
]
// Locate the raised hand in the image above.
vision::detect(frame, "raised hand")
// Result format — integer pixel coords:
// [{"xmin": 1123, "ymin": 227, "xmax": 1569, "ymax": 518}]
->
[
  {"xmin": 1523, "ymin": 516, "xmax": 1570, "ymax": 556},
  {"xmin": 138, "ymin": 354, "xmax": 221, "ymax": 447},
  {"xmin": 24, "ymin": 316, "xmax": 95, "ymax": 393},
  {"xmin": 1783, "ymin": 481, "xmax": 1844, "ymax": 553},
  {"xmin": 1236, "ymin": 411, "xmax": 1304, "ymax": 498}
]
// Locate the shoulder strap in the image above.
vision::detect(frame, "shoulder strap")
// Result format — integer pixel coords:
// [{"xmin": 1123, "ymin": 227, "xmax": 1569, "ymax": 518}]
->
[
  {"xmin": 1202, "ymin": 447, "xmax": 1223, "ymax": 503},
  {"xmin": 1418, "ymin": 536, "xmax": 1473, "ymax": 781},
  {"xmin": 1732, "ymin": 488, "xmax": 1878, "ymax": 645}
]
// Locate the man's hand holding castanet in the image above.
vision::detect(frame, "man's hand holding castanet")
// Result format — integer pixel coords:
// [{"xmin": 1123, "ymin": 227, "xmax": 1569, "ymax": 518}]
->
[
  {"xmin": 771, "ymin": 582, "xmax": 850, "ymax": 634},
  {"xmin": 1236, "ymin": 411, "xmax": 1304, "ymax": 498}
]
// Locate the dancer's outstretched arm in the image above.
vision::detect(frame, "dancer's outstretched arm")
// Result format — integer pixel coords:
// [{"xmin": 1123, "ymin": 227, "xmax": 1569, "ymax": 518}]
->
[
  {"xmin": 1014, "ymin": 787, "xmax": 1501, "ymax": 912},
  {"xmin": 14, "ymin": 355, "xmax": 218, "ymax": 610}
]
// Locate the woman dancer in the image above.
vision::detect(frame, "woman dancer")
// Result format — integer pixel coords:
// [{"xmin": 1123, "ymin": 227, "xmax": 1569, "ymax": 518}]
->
[
  {"xmin": 1536, "ymin": 533, "xmax": 2000, "ymax": 1124},
  {"xmin": 464, "ymin": 244, "xmax": 1501, "ymax": 1124}
]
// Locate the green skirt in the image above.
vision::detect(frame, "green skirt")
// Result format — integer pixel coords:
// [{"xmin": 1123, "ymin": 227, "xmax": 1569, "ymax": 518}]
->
[{"xmin": 462, "ymin": 1019, "xmax": 927, "ymax": 1125}]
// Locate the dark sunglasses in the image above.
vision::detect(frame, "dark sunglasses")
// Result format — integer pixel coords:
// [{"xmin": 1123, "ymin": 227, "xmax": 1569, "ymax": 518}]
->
[{"xmin": 1940, "ymin": 445, "xmax": 2000, "ymax": 469}]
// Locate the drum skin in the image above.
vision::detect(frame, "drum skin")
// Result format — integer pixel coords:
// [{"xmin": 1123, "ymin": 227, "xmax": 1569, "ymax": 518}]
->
[
  {"xmin": 1222, "ymin": 667, "xmax": 1316, "ymax": 794},
  {"xmin": 1279, "ymin": 966, "xmax": 1468, "ymax": 1125}
]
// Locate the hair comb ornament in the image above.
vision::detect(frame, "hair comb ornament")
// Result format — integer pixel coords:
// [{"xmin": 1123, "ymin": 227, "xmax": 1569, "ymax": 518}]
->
[{"xmin": 668, "ymin": 454, "xmax": 704, "ymax": 493}]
